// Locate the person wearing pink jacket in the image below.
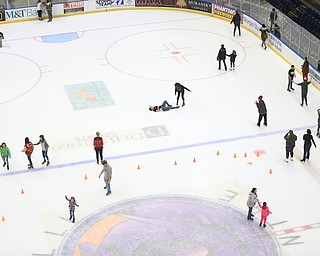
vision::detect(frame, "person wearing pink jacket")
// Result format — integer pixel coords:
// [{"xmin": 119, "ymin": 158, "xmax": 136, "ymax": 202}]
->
[{"xmin": 258, "ymin": 201, "xmax": 272, "ymax": 228}]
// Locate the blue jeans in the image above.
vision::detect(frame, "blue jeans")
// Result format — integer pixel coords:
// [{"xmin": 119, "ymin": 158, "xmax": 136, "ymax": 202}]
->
[
  {"xmin": 247, "ymin": 207, "xmax": 253, "ymax": 220},
  {"xmin": 2, "ymin": 156, "xmax": 9, "ymax": 166},
  {"xmin": 42, "ymin": 150, "xmax": 49, "ymax": 161},
  {"xmin": 104, "ymin": 176, "xmax": 111, "ymax": 193},
  {"xmin": 48, "ymin": 12, "xmax": 52, "ymax": 21},
  {"xmin": 287, "ymin": 78, "xmax": 293, "ymax": 90},
  {"xmin": 27, "ymin": 155, "xmax": 33, "ymax": 166},
  {"xmin": 161, "ymin": 100, "xmax": 179, "ymax": 111}
]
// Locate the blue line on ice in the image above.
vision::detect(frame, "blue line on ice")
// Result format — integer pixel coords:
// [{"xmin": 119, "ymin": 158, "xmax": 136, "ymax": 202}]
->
[{"xmin": 0, "ymin": 125, "xmax": 315, "ymax": 177}]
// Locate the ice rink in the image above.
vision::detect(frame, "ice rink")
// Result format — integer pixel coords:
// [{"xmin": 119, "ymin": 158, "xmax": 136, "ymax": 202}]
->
[{"xmin": 0, "ymin": 9, "xmax": 320, "ymax": 256}]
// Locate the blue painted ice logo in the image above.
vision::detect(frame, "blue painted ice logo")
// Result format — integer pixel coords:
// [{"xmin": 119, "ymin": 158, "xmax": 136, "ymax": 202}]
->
[{"xmin": 64, "ymin": 81, "xmax": 115, "ymax": 111}]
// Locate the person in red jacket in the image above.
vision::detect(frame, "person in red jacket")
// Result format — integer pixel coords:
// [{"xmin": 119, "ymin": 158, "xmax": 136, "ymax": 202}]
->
[
  {"xmin": 22, "ymin": 137, "xmax": 34, "ymax": 169},
  {"xmin": 93, "ymin": 131, "xmax": 104, "ymax": 164},
  {"xmin": 258, "ymin": 201, "xmax": 272, "ymax": 228}
]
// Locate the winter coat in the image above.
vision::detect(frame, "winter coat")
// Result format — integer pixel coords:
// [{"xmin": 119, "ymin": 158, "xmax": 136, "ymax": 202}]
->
[
  {"xmin": 227, "ymin": 52, "xmax": 237, "ymax": 62},
  {"xmin": 258, "ymin": 202, "xmax": 272, "ymax": 217},
  {"xmin": 0, "ymin": 147, "xmax": 10, "ymax": 158},
  {"xmin": 256, "ymin": 100, "xmax": 267, "ymax": 114},
  {"xmin": 175, "ymin": 83, "xmax": 190, "ymax": 94},
  {"xmin": 93, "ymin": 136, "xmax": 104, "ymax": 149},
  {"xmin": 303, "ymin": 134, "xmax": 316, "ymax": 147},
  {"xmin": 301, "ymin": 60, "xmax": 309, "ymax": 73},
  {"xmin": 297, "ymin": 81, "xmax": 311, "ymax": 95},
  {"xmin": 284, "ymin": 133, "xmax": 297, "ymax": 149},
  {"xmin": 247, "ymin": 192, "xmax": 258, "ymax": 207},
  {"xmin": 0, "ymin": 32, "xmax": 4, "ymax": 39},
  {"xmin": 260, "ymin": 27, "xmax": 269, "ymax": 41},
  {"xmin": 217, "ymin": 47, "xmax": 227, "ymax": 60},
  {"xmin": 231, "ymin": 12, "xmax": 241, "ymax": 25}
]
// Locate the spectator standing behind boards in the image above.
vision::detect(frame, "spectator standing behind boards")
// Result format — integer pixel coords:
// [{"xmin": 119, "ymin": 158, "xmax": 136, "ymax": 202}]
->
[
  {"xmin": 65, "ymin": 195, "xmax": 79, "ymax": 223},
  {"xmin": 33, "ymin": 135, "xmax": 50, "ymax": 166},
  {"xmin": 317, "ymin": 60, "xmax": 320, "ymax": 71},
  {"xmin": 258, "ymin": 202, "xmax": 272, "ymax": 228},
  {"xmin": 287, "ymin": 65, "xmax": 296, "ymax": 92},
  {"xmin": 230, "ymin": 10, "xmax": 241, "ymax": 36},
  {"xmin": 317, "ymin": 109, "xmax": 320, "ymax": 138},
  {"xmin": 0, "ymin": 31, "xmax": 4, "ymax": 48},
  {"xmin": 301, "ymin": 129, "xmax": 317, "ymax": 162},
  {"xmin": 93, "ymin": 131, "xmax": 104, "ymax": 165},
  {"xmin": 269, "ymin": 8, "xmax": 277, "ymax": 32},
  {"xmin": 259, "ymin": 24, "xmax": 269, "ymax": 50},
  {"xmin": 21, "ymin": 137, "xmax": 34, "ymax": 169},
  {"xmin": 0, "ymin": 142, "xmax": 11, "ymax": 170},
  {"xmin": 149, "ymin": 100, "xmax": 180, "ymax": 112},
  {"xmin": 255, "ymin": 95, "xmax": 267, "ymax": 127},
  {"xmin": 217, "ymin": 44, "xmax": 227, "ymax": 71},
  {"xmin": 174, "ymin": 82, "xmax": 191, "ymax": 107},
  {"xmin": 284, "ymin": 130, "xmax": 297, "ymax": 162},
  {"xmin": 37, "ymin": 0, "xmax": 43, "ymax": 20},
  {"xmin": 301, "ymin": 57, "xmax": 309, "ymax": 80},
  {"xmin": 98, "ymin": 160, "xmax": 112, "ymax": 196},
  {"xmin": 226, "ymin": 50, "xmax": 237, "ymax": 70},
  {"xmin": 46, "ymin": 0, "xmax": 53, "ymax": 22},
  {"xmin": 246, "ymin": 187, "xmax": 258, "ymax": 221},
  {"xmin": 294, "ymin": 77, "xmax": 311, "ymax": 106}
]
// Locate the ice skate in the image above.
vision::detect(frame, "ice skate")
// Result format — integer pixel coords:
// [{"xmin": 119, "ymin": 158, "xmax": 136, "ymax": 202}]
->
[
  {"xmin": 7, "ymin": 165, "xmax": 9, "ymax": 170},
  {"xmin": 46, "ymin": 161, "xmax": 50, "ymax": 166},
  {"xmin": 263, "ymin": 224, "xmax": 266, "ymax": 228},
  {"xmin": 3, "ymin": 162, "xmax": 6, "ymax": 167},
  {"xmin": 28, "ymin": 165, "xmax": 34, "ymax": 169},
  {"xmin": 42, "ymin": 160, "xmax": 46, "ymax": 165}
]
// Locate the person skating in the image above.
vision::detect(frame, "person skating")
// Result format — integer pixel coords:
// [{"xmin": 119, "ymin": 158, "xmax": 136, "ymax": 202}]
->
[
  {"xmin": 149, "ymin": 100, "xmax": 180, "ymax": 112},
  {"xmin": 284, "ymin": 130, "xmax": 297, "ymax": 162},
  {"xmin": 259, "ymin": 24, "xmax": 269, "ymax": 50},
  {"xmin": 0, "ymin": 31, "xmax": 4, "ymax": 48},
  {"xmin": 287, "ymin": 65, "xmax": 296, "ymax": 92},
  {"xmin": 33, "ymin": 135, "xmax": 50, "ymax": 166},
  {"xmin": 258, "ymin": 201, "xmax": 272, "ymax": 228},
  {"xmin": 217, "ymin": 44, "xmax": 227, "ymax": 71},
  {"xmin": 301, "ymin": 129, "xmax": 317, "ymax": 162},
  {"xmin": 65, "ymin": 195, "xmax": 79, "ymax": 223},
  {"xmin": 0, "ymin": 142, "xmax": 11, "ymax": 170},
  {"xmin": 93, "ymin": 131, "xmax": 104, "ymax": 165},
  {"xmin": 37, "ymin": 0, "xmax": 43, "ymax": 20},
  {"xmin": 226, "ymin": 50, "xmax": 237, "ymax": 70},
  {"xmin": 301, "ymin": 57, "xmax": 309, "ymax": 80},
  {"xmin": 22, "ymin": 137, "xmax": 34, "ymax": 169},
  {"xmin": 98, "ymin": 160, "xmax": 112, "ymax": 196},
  {"xmin": 255, "ymin": 95, "xmax": 267, "ymax": 127},
  {"xmin": 46, "ymin": 0, "xmax": 53, "ymax": 22},
  {"xmin": 230, "ymin": 10, "xmax": 241, "ymax": 36},
  {"xmin": 246, "ymin": 187, "xmax": 258, "ymax": 220},
  {"xmin": 174, "ymin": 82, "xmax": 191, "ymax": 107},
  {"xmin": 294, "ymin": 77, "xmax": 311, "ymax": 106},
  {"xmin": 317, "ymin": 109, "xmax": 320, "ymax": 138}
]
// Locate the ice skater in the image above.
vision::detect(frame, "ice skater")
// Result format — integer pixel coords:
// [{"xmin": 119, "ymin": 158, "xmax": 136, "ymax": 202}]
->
[
  {"xmin": 294, "ymin": 77, "xmax": 311, "ymax": 106},
  {"xmin": 217, "ymin": 44, "xmax": 227, "ymax": 71},
  {"xmin": 259, "ymin": 24, "xmax": 269, "ymax": 49},
  {"xmin": 317, "ymin": 109, "xmax": 320, "ymax": 138},
  {"xmin": 301, "ymin": 129, "xmax": 317, "ymax": 162},
  {"xmin": 0, "ymin": 142, "xmax": 11, "ymax": 170},
  {"xmin": 22, "ymin": 137, "xmax": 34, "ymax": 169},
  {"xmin": 227, "ymin": 50, "xmax": 237, "ymax": 70},
  {"xmin": 301, "ymin": 57, "xmax": 309, "ymax": 80},
  {"xmin": 174, "ymin": 82, "xmax": 191, "ymax": 107},
  {"xmin": 34, "ymin": 135, "xmax": 50, "ymax": 166},
  {"xmin": 0, "ymin": 31, "xmax": 4, "ymax": 48},
  {"xmin": 98, "ymin": 160, "xmax": 112, "ymax": 196},
  {"xmin": 287, "ymin": 65, "xmax": 296, "ymax": 92},
  {"xmin": 93, "ymin": 131, "xmax": 104, "ymax": 165},
  {"xmin": 149, "ymin": 100, "xmax": 180, "ymax": 112},
  {"xmin": 46, "ymin": 0, "xmax": 53, "ymax": 22},
  {"xmin": 258, "ymin": 201, "xmax": 272, "ymax": 228},
  {"xmin": 255, "ymin": 95, "xmax": 267, "ymax": 127},
  {"xmin": 65, "ymin": 195, "xmax": 79, "ymax": 223},
  {"xmin": 37, "ymin": 0, "xmax": 43, "ymax": 20},
  {"xmin": 284, "ymin": 130, "xmax": 297, "ymax": 162},
  {"xmin": 246, "ymin": 187, "xmax": 259, "ymax": 220},
  {"xmin": 230, "ymin": 10, "xmax": 241, "ymax": 36}
]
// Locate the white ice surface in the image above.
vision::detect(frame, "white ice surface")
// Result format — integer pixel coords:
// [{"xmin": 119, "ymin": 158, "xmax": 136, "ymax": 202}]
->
[{"xmin": 0, "ymin": 10, "xmax": 320, "ymax": 255}]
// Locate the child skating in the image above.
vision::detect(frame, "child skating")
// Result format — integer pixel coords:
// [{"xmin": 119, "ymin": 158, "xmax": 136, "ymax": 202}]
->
[
  {"xmin": 0, "ymin": 142, "xmax": 11, "ymax": 170},
  {"xmin": 258, "ymin": 201, "xmax": 272, "ymax": 228},
  {"xmin": 34, "ymin": 135, "xmax": 50, "ymax": 166},
  {"xmin": 65, "ymin": 195, "xmax": 79, "ymax": 223},
  {"xmin": 22, "ymin": 137, "xmax": 34, "ymax": 169},
  {"xmin": 227, "ymin": 50, "xmax": 237, "ymax": 70}
]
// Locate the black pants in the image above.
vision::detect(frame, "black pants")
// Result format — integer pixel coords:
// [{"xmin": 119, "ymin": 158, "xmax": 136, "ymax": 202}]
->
[
  {"xmin": 95, "ymin": 148, "xmax": 103, "ymax": 163},
  {"xmin": 176, "ymin": 91, "xmax": 185, "ymax": 105},
  {"xmin": 286, "ymin": 146, "xmax": 294, "ymax": 159},
  {"xmin": 233, "ymin": 24, "xmax": 241, "ymax": 36},
  {"xmin": 302, "ymin": 144, "xmax": 311, "ymax": 160},
  {"xmin": 257, "ymin": 113, "xmax": 267, "ymax": 126},
  {"xmin": 218, "ymin": 59, "xmax": 227, "ymax": 71},
  {"xmin": 69, "ymin": 209, "xmax": 75, "ymax": 222}
]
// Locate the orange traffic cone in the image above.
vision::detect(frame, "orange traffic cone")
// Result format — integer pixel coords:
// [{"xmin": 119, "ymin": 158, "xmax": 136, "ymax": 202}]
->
[
  {"xmin": 84, "ymin": 174, "xmax": 88, "ymax": 180},
  {"xmin": 216, "ymin": 150, "xmax": 220, "ymax": 156},
  {"xmin": 21, "ymin": 189, "xmax": 24, "ymax": 195},
  {"xmin": 174, "ymin": 160, "xmax": 177, "ymax": 166},
  {"xmin": 247, "ymin": 161, "xmax": 253, "ymax": 165},
  {"xmin": 137, "ymin": 165, "xmax": 141, "ymax": 170},
  {"xmin": 193, "ymin": 157, "xmax": 196, "ymax": 163},
  {"xmin": 256, "ymin": 151, "xmax": 260, "ymax": 157},
  {"xmin": 244, "ymin": 152, "xmax": 247, "ymax": 157},
  {"xmin": 1, "ymin": 216, "xmax": 5, "ymax": 222},
  {"xmin": 269, "ymin": 169, "xmax": 273, "ymax": 174},
  {"xmin": 233, "ymin": 153, "xmax": 237, "ymax": 158}
]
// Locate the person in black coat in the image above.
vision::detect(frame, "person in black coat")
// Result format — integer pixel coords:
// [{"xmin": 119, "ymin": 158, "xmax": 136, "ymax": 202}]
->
[
  {"xmin": 230, "ymin": 10, "xmax": 241, "ymax": 36},
  {"xmin": 301, "ymin": 129, "xmax": 317, "ymax": 162},
  {"xmin": 294, "ymin": 78, "xmax": 311, "ymax": 106},
  {"xmin": 255, "ymin": 95, "xmax": 267, "ymax": 127},
  {"xmin": 217, "ymin": 44, "xmax": 227, "ymax": 71},
  {"xmin": 226, "ymin": 50, "xmax": 237, "ymax": 70},
  {"xmin": 284, "ymin": 130, "xmax": 297, "ymax": 162},
  {"xmin": 174, "ymin": 82, "xmax": 191, "ymax": 107}
]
